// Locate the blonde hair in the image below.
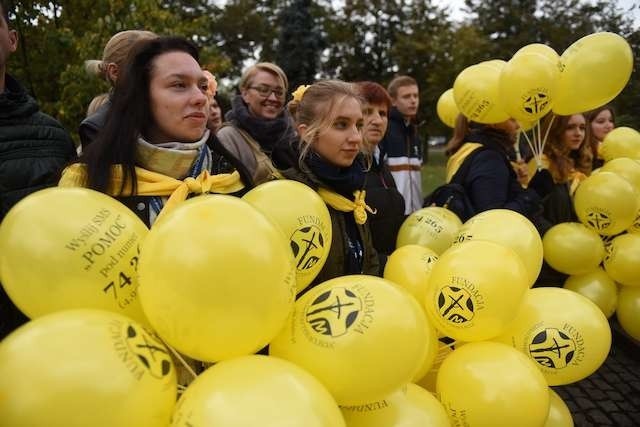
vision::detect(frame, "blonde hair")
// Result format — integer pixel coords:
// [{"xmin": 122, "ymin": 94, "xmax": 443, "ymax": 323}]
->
[
  {"xmin": 239, "ymin": 62, "xmax": 288, "ymax": 92},
  {"xmin": 288, "ymin": 80, "xmax": 367, "ymax": 167},
  {"xmin": 85, "ymin": 30, "xmax": 157, "ymax": 85},
  {"xmin": 86, "ymin": 93, "xmax": 110, "ymax": 116}
]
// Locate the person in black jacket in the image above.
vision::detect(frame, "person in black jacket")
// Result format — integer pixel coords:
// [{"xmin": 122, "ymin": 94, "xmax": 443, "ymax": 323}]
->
[
  {"xmin": 0, "ymin": 2, "xmax": 76, "ymax": 338},
  {"xmin": 445, "ymin": 114, "xmax": 547, "ymax": 231},
  {"xmin": 355, "ymin": 81, "xmax": 405, "ymax": 272},
  {"xmin": 281, "ymin": 80, "xmax": 379, "ymax": 291},
  {"xmin": 60, "ymin": 37, "xmax": 253, "ymax": 227}
]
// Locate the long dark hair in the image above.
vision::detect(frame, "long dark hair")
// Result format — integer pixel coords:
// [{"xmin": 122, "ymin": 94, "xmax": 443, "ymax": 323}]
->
[
  {"xmin": 541, "ymin": 113, "xmax": 592, "ymax": 183},
  {"xmin": 585, "ymin": 105, "xmax": 616, "ymax": 161},
  {"xmin": 81, "ymin": 37, "xmax": 200, "ymax": 193}
]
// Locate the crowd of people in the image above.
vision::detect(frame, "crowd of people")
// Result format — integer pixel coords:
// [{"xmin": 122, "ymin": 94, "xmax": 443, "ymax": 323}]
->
[{"xmin": 0, "ymin": 14, "xmax": 619, "ymax": 341}]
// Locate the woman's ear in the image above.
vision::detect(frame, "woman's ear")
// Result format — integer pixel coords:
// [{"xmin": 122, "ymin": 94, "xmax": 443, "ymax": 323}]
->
[
  {"xmin": 106, "ymin": 63, "xmax": 119, "ymax": 85},
  {"xmin": 297, "ymin": 123, "xmax": 308, "ymax": 140}
]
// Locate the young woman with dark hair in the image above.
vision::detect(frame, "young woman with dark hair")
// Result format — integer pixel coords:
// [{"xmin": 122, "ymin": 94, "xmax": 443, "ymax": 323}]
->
[
  {"xmin": 585, "ymin": 105, "xmax": 615, "ymax": 169},
  {"xmin": 60, "ymin": 37, "xmax": 252, "ymax": 226}
]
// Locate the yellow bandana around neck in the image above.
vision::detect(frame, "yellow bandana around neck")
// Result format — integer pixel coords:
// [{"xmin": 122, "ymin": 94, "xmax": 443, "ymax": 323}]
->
[
  {"xmin": 59, "ymin": 164, "xmax": 244, "ymax": 222},
  {"xmin": 317, "ymin": 187, "xmax": 376, "ymax": 225}
]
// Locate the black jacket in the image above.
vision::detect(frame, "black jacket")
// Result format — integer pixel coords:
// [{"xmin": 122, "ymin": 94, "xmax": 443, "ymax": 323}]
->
[
  {"xmin": 0, "ymin": 74, "xmax": 76, "ymax": 339},
  {"xmin": 364, "ymin": 155, "xmax": 405, "ymax": 270},
  {"xmin": 78, "ymin": 100, "xmax": 110, "ymax": 150}
]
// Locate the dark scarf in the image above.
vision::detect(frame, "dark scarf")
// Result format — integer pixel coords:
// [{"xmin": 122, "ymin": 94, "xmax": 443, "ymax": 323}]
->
[
  {"xmin": 305, "ymin": 152, "xmax": 367, "ymax": 199},
  {"xmin": 226, "ymin": 95, "xmax": 297, "ymax": 154}
]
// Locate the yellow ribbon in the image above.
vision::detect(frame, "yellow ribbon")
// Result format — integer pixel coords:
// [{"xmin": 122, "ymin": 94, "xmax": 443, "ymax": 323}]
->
[
  {"xmin": 59, "ymin": 164, "xmax": 244, "ymax": 222},
  {"xmin": 317, "ymin": 188, "xmax": 376, "ymax": 225}
]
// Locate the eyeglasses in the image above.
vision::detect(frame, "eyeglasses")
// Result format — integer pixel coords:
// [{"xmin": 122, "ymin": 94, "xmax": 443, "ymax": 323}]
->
[{"xmin": 248, "ymin": 84, "xmax": 285, "ymax": 99}]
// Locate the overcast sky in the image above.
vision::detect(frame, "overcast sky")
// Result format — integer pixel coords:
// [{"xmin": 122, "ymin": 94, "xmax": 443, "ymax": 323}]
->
[{"xmin": 434, "ymin": 0, "xmax": 639, "ymax": 24}]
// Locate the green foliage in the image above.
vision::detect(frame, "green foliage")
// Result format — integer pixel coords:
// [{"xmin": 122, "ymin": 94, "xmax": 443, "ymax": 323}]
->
[{"xmin": 4, "ymin": 0, "xmax": 638, "ymax": 145}]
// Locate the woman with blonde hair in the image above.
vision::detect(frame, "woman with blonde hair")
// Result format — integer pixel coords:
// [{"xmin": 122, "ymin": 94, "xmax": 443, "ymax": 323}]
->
[
  {"xmin": 281, "ymin": 80, "xmax": 379, "ymax": 290},
  {"xmin": 79, "ymin": 30, "xmax": 157, "ymax": 150}
]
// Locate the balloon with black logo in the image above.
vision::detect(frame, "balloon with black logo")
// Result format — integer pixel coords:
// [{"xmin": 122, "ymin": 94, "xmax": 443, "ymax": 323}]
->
[
  {"xmin": 0, "ymin": 309, "xmax": 176, "ymax": 427},
  {"xmin": 340, "ymin": 383, "xmax": 449, "ymax": 427},
  {"xmin": 493, "ymin": 288, "xmax": 611, "ymax": 385},
  {"xmin": 424, "ymin": 240, "xmax": 529, "ymax": 342},
  {"xmin": 171, "ymin": 355, "xmax": 344, "ymax": 426},
  {"xmin": 243, "ymin": 180, "xmax": 332, "ymax": 294},
  {"xmin": 0, "ymin": 187, "xmax": 149, "ymax": 324},
  {"xmin": 603, "ymin": 233, "xmax": 640, "ymax": 287},
  {"xmin": 437, "ymin": 342, "xmax": 549, "ymax": 427},
  {"xmin": 270, "ymin": 275, "xmax": 432, "ymax": 405},
  {"xmin": 397, "ymin": 207, "xmax": 463, "ymax": 255}
]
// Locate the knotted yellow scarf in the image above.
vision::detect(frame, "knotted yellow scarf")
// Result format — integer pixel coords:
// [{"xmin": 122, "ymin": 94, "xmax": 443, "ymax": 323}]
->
[
  {"xmin": 59, "ymin": 164, "xmax": 244, "ymax": 222},
  {"xmin": 317, "ymin": 188, "xmax": 376, "ymax": 225}
]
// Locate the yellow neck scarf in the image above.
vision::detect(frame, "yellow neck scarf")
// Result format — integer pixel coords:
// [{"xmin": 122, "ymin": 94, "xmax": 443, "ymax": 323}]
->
[
  {"xmin": 317, "ymin": 188, "xmax": 376, "ymax": 225},
  {"xmin": 446, "ymin": 142, "xmax": 483, "ymax": 183},
  {"xmin": 59, "ymin": 164, "xmax": 244, "ymax": 222}
]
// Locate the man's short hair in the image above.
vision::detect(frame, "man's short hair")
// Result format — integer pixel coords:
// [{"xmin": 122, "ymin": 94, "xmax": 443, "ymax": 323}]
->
[{"xmin": 387, "ymin": 75, "xmax": 418, "ymax": 99}]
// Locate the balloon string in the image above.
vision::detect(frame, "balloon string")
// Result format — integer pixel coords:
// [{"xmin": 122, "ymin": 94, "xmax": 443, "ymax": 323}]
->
[
  {"xmin": 161, "ymin": 338, "xmax": 198, "ymax": 380},
  {"xmin": 520, "ymin": 128, "xmax": 537, "ymax": 166},
  {"xmin": 537, "ymin": 118, "xmax": 542, "ymax": 160},
  {"xmin": 540, "ymin": 114, "xmax": 556, "ymax": 157},
  {"xmin": 515, "ymin": 131, "xmax": 522, "ymax": 162}
]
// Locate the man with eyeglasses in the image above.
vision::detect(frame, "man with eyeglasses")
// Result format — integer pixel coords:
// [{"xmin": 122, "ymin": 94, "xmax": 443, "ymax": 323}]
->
[{"xmin": 217, "ymin": 62, "xmax": 298, "ymax": 185}]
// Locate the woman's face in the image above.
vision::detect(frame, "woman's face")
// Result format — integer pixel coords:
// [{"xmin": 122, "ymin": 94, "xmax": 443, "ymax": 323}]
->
[
  {"xmin": 306, "ymin": 97, "xmax": 364, "ymax": 168},
  {"xmin": 148, "ymin": 51, "xmax": 209, "ymax": 143},
  {"xmin": 241, "ymin": 70, "xmax": 285, "ymax": 120},
  {"xmin": 563, "ymin": 114, "xmax": 586, "ymax": 151},
  {"xmin": 363, "ymin": 102, "xmax": 389, "ymax": 146},
  {"xmin": 591, "ymin": 109, "xmax": 615, "ymax": 142},
  {"xmin": 208, "ymin": 98, "xmax": 223, "ymax": 132}
]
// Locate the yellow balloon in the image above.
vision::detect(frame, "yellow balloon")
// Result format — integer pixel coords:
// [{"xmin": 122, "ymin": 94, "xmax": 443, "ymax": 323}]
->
[
  {"xmin": 603, "ymin": 233, "xmax": 640, "ymax": 287},
  {"xmin": 172, "ymin": 355, "xmax": 344, "ymax": 427},
  {"xmin": 138, "ymin": 195, "xmax": 295, "ymax": 362},
  {"xmin": 243, "ymin": 180, "xmax": 332, "ymax": 294},
  {"xmin": 437, "ymin": 88, "xmax": 459, "ymax": 128},
  {"xmin": 270, "ymin": 275, "xmax": 431, "ymax": 405},
  {"xmin": 397, "ymin": 207, "xmax": 463, "ymax": 255},
  {"xmin": 453, "ymin": 61, "xmax": 510, "ymax": 124},
  {"xmin": 553, "ymin": 32, "xmax": 633, "ymax": 115},
  {"xmin": 493, "ymin": 288, "xmax": 611, "ymax": 385},
  {"xmin": 384, "ymin": 244, "xmax": 439, "ymax": 307},
  {"xmin": 0, "ymin": 187, "xmax": 149, "ymax": 324},
  {"xmin": 518, "ymin": 119, "xmax": 538, "ymax": 132},
  {"xmin": 500, "ymin": 52, "xmax": 559, "ymax": 122},
  {"xmin": 600, "ymin": 157, "xmax": 640, "ymax": 192},
  {"xmin": 424, "ymin": 240, "xmax": 529, "ymax": 341},
  {"xmin": 454, "ymin": 209, "xmax": 543, "ymax": 287},
  {"xmin": 628, "ymin": 209, "xmax": 640, "ymax": 234},
  {"xmin": 564, "ymin": 268, "xmax": 618, "ymax": 318},
  {"xmin": 544, "ymin": 388, "xmax": 574, "ymax": 427},
  {"xmin": 437, "ymin": 342, "xmax": 549, "ymax": 427},
  {"xmin": 600, "ymin": 127, "xmax": 640, "ymax": 161},
  {"xmin": 542, "ymin": 222, "xmax": 605, "ymax": 275},
  {"xmin": 341, "ymin": 384, "xmax": 450, "ymax": 427},
  {"xmin": 514, "ymin": 43, "xmax": 560, "ymax": 64},
  {"xmin": 411, "ymin": 321, "xmax": 439, "ymax": 382},
  {"xmin": 616, "ymin": 286, "xmax": 640, "ymax": 340},
  {"xmin": 574, "ymin": 172, "xmax": 638, "ymax": 236},
  {"xmin": 0, "ymin": 309, "xmax": 176, "ymax": 427}
]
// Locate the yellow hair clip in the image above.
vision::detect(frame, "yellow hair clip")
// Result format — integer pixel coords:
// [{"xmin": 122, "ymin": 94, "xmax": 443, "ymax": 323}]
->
[{"xmin": 291, "ymin": 85, "xmax": 309, "ymax": 102}]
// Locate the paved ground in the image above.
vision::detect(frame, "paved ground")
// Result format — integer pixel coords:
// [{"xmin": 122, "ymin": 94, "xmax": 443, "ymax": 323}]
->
[{"xmin": 554, "ymin": 320, "xmax": 640, "ymax": 426}]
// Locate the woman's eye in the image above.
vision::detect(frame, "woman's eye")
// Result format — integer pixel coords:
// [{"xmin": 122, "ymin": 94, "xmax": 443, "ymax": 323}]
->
[{"xmin": 172, "ymin": 82, "xmax": 186, "ymax": 88}]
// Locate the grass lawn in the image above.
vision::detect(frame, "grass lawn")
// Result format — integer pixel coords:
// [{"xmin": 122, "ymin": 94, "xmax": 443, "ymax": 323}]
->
[{"xmin": 422, "ymin": 146, "xmax": 447, "ymax": 197}]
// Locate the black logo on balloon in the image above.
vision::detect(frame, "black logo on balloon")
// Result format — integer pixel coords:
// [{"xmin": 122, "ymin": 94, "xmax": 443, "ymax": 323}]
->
[
  {"xmin": 529, "ymin": 328, "xmax": 576, "ymax": 369},
  {"xmin": 290, "ymin": 225, "xmax": 325, "ymax": 271},
  {"xmin": 586, "ymin": 211, "xmax": 611, "ymax": 231},
  {"xmin": 437, "ymin": 286, "xmax": 474, "ymax": 323},
  {"xmin": 125, "ymin": 324, "xmax": 172, "ymax": 378},
  {"xmin": 523, "ymin": 92, "xmax": 549, "ymax": 115},
  {"xmin": 306, "ymin": 287, "xmax": 362, "ymax": 337}
]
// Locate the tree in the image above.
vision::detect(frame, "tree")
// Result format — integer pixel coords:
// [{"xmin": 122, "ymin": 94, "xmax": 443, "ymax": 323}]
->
[{"xmin": 275, "ymin": 0, "xmax": 324, "ymax": 91}]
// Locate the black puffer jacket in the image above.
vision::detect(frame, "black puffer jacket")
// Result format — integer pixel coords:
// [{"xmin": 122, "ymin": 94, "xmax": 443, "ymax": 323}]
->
[{"xmin": 0, "ymin": 74, "xmax": 76, "ymax": 339}]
